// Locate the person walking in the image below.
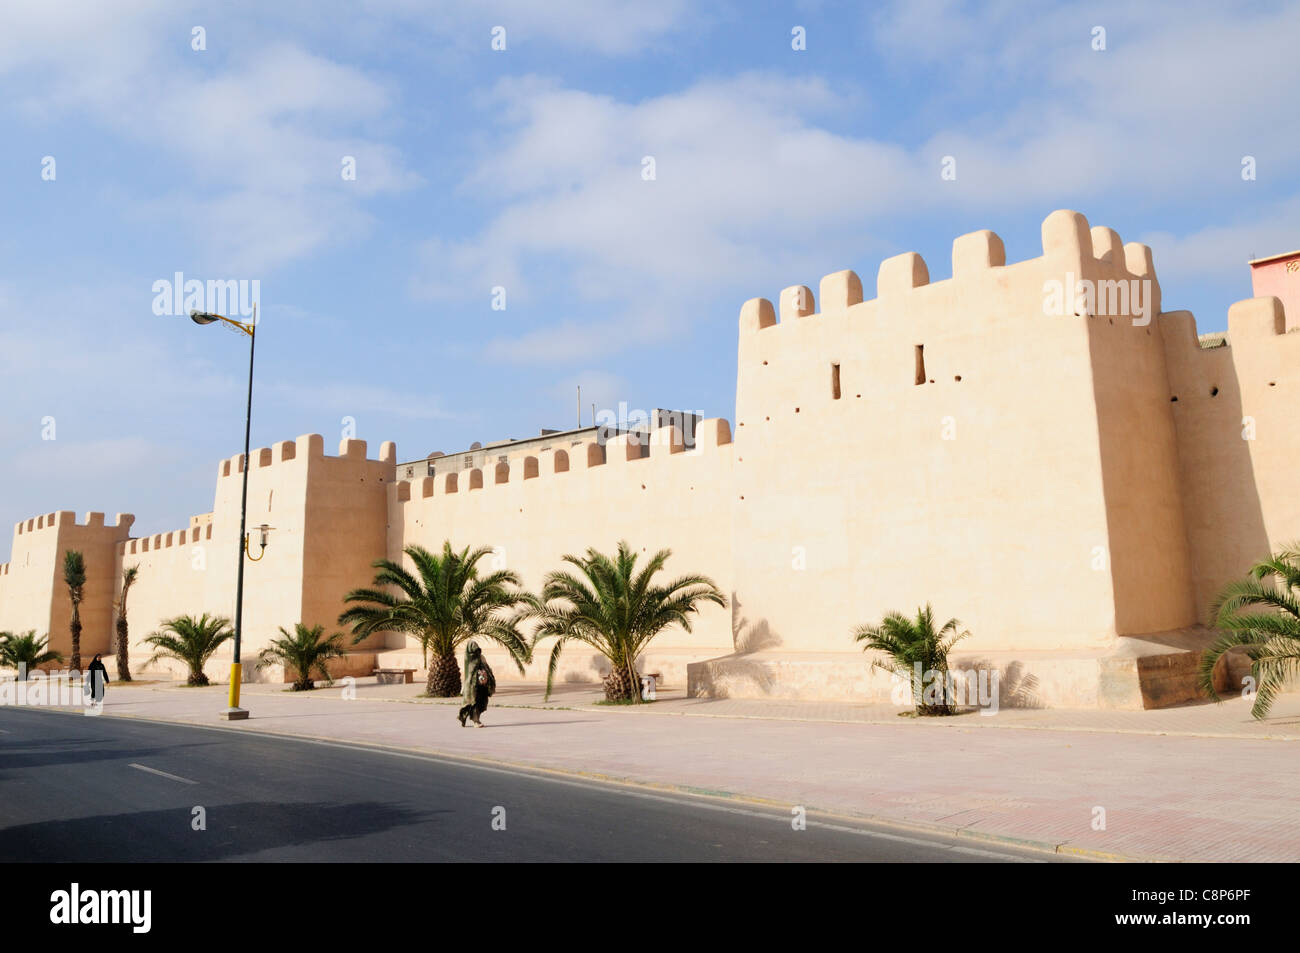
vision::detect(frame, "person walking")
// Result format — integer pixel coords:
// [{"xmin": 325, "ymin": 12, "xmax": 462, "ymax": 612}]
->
[
  {"xmin": 85, "ymin": 653, "xmax": 110, "ymax": 705},
  {"xmin": 457, "ymin": 640, "xmax": 495, "ymax": 727}
]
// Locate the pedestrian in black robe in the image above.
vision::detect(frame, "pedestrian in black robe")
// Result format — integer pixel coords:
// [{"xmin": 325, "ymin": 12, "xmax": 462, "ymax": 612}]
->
[
  {"xmin": 86, "ymin": 653, "xmax": 110, "ymax": 704},
  {"xmin": 457, "ymin": 640, "xmax": 495, "ymax": 727}
]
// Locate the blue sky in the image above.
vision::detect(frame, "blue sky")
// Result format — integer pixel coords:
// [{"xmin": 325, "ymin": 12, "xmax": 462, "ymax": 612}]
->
[{"xmin": 2, "ymin": 0, "xmax": 1298, "ymax": 539}]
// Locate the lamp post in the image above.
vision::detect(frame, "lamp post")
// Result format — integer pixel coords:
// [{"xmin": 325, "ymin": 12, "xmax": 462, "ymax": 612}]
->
[{"xmin": 190, "ymin": 305, "xmax": 257, "ymax": 720}]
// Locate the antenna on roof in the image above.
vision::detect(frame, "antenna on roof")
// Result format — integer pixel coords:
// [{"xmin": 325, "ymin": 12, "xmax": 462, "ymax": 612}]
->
[{"xmin": 577, "ymin": 385, "xmax": 581, "ymax": 428}]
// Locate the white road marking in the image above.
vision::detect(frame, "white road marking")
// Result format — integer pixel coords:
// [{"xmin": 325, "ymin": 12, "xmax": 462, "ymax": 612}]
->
[{"xmin": 128, "ymin": 762, "xmax": 197, "ymax": 785}]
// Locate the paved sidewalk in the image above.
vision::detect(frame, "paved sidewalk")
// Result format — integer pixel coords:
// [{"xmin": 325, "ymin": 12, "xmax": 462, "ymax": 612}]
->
[
  {"xmin": 56, "ymin": 678, "xmax": 1300, "ymax": 862},
  {"xmin": 240, "ymin": 679, "xmax": 1300, "ymax": 740}
]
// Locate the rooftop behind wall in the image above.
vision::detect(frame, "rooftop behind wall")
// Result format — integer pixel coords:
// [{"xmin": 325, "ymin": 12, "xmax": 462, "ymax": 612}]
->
[{"xmin": 387, "ymin": 419, "xmax": 732, "ymax": 507}]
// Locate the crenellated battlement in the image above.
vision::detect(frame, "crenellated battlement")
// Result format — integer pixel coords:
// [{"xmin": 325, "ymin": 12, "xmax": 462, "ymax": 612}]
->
[
  {"xmin": 119, "ymin": 521, "xmax": 213, "ymax": 556},
  {"xmin": 1161, "ymin": 295, "xmax": 1296, "ymax": 401},
  {"xmin": 388, "ymin": 420, "xmax": 732, "ymax": 507},
  {"xmin": 217, "ymin": 434, "xmax": 396, "ymax": 479},
  {"xmin": 740, "ymin": 209, "xmax": 1163, "ymax": 331},
  {"xmin": 14, "ymin": 511, "xmax": 135, "ymax": 537}
]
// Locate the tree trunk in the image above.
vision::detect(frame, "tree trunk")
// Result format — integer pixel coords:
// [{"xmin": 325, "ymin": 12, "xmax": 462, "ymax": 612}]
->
[
  {"xmin": 602, "ymin": 666, "xmax": 637, "ymax": 702},
  {"xmin": 115, "ymin": 619, "xmax": 133, "ymax": 681},
  {"xmin": 189, "ymin": 671, "xmax": 209, "ymax": 687},
  {"xmin": 70, "ymin": 611, "xmax": 82, "ymax": 674},
  {"xmin": 426, "ymin": 652, "xmax": 462, "ymax": 697}
]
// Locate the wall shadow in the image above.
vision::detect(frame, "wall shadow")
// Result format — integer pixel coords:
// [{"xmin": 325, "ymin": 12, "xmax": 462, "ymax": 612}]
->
[{"xmin": 955, "ymin": 658, "xmax": 1045, "ymax": 710}]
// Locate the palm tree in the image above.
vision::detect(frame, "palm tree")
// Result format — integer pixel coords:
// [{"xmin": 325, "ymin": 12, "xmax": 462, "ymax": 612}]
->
[
  {"xmin": 256, "ymin": 623, "xmax": 347, "ymax": 691},
  {"xmin": 853, "ymin": 604, "xmax": 970, "ymax": 715},
  {"xmin": 525, "ymin": 541, "xmax": 726, "ymax": 703},
  {"xmin": 63, "ymin": 550, "xmax": 86, "ymax": 673},
  {"xmin": 140, "ymin": 614, "xmax": 233, "ymax": 686},
  {"xmin": 1199, "ymin": 545, "xmax": 1300, "ymax": 719},
  {"xmin": 339, "ymin": 542, "xmax": 531, "ymax": 697},
  {"xmin": 114, "ymin": 565, "xmax": 140, "ymax": 682},
  {"xmin": 0, "ymin": 631, "xmax": 63, "ymax": 678}
]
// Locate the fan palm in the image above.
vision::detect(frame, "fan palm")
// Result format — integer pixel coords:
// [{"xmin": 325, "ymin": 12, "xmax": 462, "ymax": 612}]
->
[
  {"xmin": 256, "ymin": 623, "xmax": 347, "ymax": 691},
  {"xmin": 114, "ymin": 565, "xmax": 139, "ymax": 682},
  {"xmin": 63, "ymin": 550, "xmax": 86, "ymax": 673},
  {"xmin": 525, "ymin": 540, "xmax": 726, "ymax": 703},
  {"xmin": 1199, "ymin": 544, "xmax": 1300, "ymax": 719},
  {"xmin": 0, "ymin": 631, "xmax": 64, "ymax": 678},
  {"xmin": 140, "ymin": 614, "xmax": 233, "ymax": 686},
  {"xmin": 339, "ymin": 542, "xmax": 531, "ymax": 697},
  {"xmin": 854, "ymin": 604, "xmax": 970, "ymax": 715}
]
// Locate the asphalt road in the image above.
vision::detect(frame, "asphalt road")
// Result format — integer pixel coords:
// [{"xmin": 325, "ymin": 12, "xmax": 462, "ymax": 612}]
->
[{"xmin": 0, "ymin": 707, "xmax": 1061, "ymax": 862}]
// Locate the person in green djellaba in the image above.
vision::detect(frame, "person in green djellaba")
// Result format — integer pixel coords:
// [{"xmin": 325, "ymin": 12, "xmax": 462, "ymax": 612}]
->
[{"xmin": 458, "ymin": 640, "xmax": 496, "ymax": 727}]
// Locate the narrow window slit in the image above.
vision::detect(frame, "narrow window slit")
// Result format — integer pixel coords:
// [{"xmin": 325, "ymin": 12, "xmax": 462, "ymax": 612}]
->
[
  {"xmin": 914, "ymin": 345, "xmax": 926, "ymax": 385},
  {"xmin": 831, "ymin": 362, "xmax": 841, "ymax": 400}
]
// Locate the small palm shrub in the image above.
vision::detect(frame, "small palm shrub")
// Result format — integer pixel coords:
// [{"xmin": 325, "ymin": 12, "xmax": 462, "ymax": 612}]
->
[
  {"xmin": 0, "ymin": 631, "xmax": 64, "ymax": 678},
  {"xmin": 854, "ymin": 604, "xmax": 970, "ymax": 715},
  {"xmin": 1199, "ymin": 545, "xmax": 1300, "ymax": 719},
  {"xmin": 257, "ymin": 623, "xmax": 347, "ymax": 690},
  {"xmin": 141, "ymin": 614, "xmax": 233, "ymax": 686}
]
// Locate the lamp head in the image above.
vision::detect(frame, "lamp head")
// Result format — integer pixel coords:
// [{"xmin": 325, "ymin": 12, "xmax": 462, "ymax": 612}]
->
[{"xmin": 190, "ymin": 310, "xmax": 220, "ymax": 326}]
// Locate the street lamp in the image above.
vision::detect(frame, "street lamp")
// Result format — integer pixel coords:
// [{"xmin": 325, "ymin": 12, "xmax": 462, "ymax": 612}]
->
[
  {"xmin": 190, "ymin": 305, "xmax": 258, "ymax": 720},
  {"xmin": 246, "ymin": 523, "xmax": 274, "ymax": 562}
]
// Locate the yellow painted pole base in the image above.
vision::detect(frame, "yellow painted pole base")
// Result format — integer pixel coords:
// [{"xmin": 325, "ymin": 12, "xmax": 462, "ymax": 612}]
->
[{"xmin": 222, "ymin": 662, "xmax": 249, "ymax": 720}]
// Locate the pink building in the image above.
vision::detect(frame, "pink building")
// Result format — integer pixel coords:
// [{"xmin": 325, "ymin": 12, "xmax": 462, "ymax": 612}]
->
[{"xmin": 1249, "ymin": 249, "xmax": 1300, "ymax": 331}]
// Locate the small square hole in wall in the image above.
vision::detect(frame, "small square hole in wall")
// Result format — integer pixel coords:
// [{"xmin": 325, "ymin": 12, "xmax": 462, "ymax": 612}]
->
[{"xmin": 831, "ymin": 362, "xmax": 841, "ymax": 400}]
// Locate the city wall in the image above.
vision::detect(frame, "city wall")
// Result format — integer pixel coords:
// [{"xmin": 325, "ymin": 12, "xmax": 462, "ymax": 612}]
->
[
  {"xmin": 1, "ymin": 210, "xmax": 1297, "ymax": 707},
  {"xmin": 386, "ymin": 421, "xmax": 735, "ymax": 684}
]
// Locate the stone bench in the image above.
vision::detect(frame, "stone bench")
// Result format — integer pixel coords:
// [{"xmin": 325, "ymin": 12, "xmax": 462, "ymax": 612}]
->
[{"xmin": 374, "ymin": 668, "xmax": 416, "ymax": 685}]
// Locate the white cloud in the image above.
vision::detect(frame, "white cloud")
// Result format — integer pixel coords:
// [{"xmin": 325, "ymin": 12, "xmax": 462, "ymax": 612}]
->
[
  {"xmin": 550, "ymin": 370, "xmax": 629, "ymax": 420},
  {"xmin": 412, "ymin": 2, "xmax": 1300, "ymax": 370},
  {"xmin": 1139, "ymin": 196, "xmax": 1300, "ymax": 294},
  {"xmin": 12, "ymin": 436, "xmax": 162, "ymax": 477},
  {"xmin": 263, "ymin": 381, "xmax": 460, "ymax": 422},
  {"xmin": 2, "ymin": 10, "xmax": 421, "ymax": 275},
  {"xmin": 416, "ymin": 73, "xmax": 918, "ymax": 365}
]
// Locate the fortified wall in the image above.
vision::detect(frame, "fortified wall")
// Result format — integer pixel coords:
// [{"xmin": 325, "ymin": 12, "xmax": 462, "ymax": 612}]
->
[
  {"xmin": 0, "ymin": 511, "xmax": 134, "ymax": 659},
  {"xmin": 703, "ymin": 210, "xmax": 1297, "ymax": 707},
  {"xmin": 0, "ymin": 210, "xmax": 1295, "ymax": 708},
  {"xmin": 384, "ymin": 420, "xmax": 736, "ymax": 684}
]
